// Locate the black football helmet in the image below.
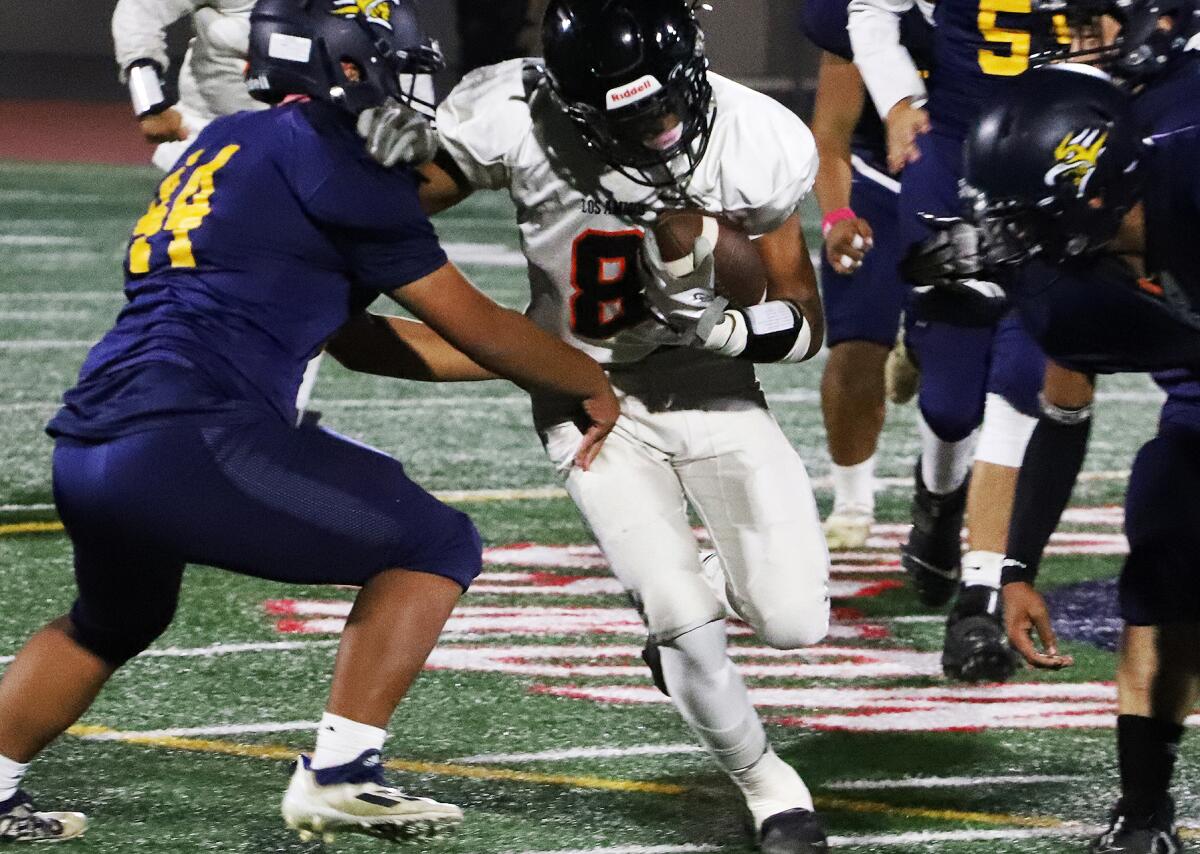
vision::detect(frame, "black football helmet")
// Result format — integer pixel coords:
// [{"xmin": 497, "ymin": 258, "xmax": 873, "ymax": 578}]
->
[
  {"xmin": 1032, "ymin": 0, "xmax": 1200, "ymax": 83},
  {"xmin": 541, "ymin": 0, "xmax": 715, "ymax": 188},
  {"xmin": 247, "ymin": 0, "xmax": 443, "ymax": 116},
  {"xmin": 962, "ymin": 65, "xmax": 1143, "ymax": 263}
]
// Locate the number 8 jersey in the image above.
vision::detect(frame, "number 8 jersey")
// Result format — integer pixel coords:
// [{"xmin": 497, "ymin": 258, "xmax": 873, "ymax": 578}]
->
[{"xmin": 435, "ymin": 58, "xmax": 818, "ymax": 366}]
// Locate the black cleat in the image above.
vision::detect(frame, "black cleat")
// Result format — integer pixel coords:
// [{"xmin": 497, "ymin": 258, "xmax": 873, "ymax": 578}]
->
[
  {"xmin": 901, "ymin": 460, "xmax": 967, "ymax": 607},
  {"xmin": 760, "ymin": 808, "xmax": 829, "ymax": 854},
  {"xmin": 942, "ymin": 585, "xmax": 1018, "ymax": 683},
  {"xmin": 1090, "ymin": 798, "xmax": 1184, "ymax": 853}
]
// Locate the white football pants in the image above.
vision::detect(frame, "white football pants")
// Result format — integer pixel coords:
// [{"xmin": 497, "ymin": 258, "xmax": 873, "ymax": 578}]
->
[{"xmin": 542, "ymin": 392, "xmax": 830, "ymax": 648}]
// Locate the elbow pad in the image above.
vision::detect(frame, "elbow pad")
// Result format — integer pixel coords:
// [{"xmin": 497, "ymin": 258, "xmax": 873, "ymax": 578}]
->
[
  {"xmin": 126, "ymin": 59, "xmax": 173, "ymax": 117},
  {"xmin": 697, "ymin": 300, "xmax": 813, "ymax": 363}
]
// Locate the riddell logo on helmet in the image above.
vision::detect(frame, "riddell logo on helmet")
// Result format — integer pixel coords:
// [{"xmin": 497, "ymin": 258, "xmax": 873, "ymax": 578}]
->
[{"xmin": 606, "ymin": 75, "xmax": 663, "ymax": 110}]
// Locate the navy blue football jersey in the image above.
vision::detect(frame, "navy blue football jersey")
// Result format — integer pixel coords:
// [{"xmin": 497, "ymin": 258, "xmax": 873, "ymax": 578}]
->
[
  {"xmin": 800, "ymin": 0, "xmax": 934, "ymax": 172},
  {"xmin": 930, "ymin": 0, "xmax": 1070, "ymax": 135},
  {"xmin": 48, "ymin": 100, "xmax": 447, "ymax": 440}
]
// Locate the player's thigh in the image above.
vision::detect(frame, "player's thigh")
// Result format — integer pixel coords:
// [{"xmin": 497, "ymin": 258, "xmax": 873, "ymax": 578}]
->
[
  {"xmin": 543, "ymin": 419, "xmax": 723, "ymax": 642},
  {"xmin": 53, "ymin": 439, "xmax": 188, "ymax": 662},
  {"xmin": 678, "ymin": 408, "xmax": 831, "ymax": 648},
  {"xmin": 986, "ymin": 312, "xmax": 1046, "ymax": 418},
  {"xmin": 908, "ymin": 319, "xmax": 995, "ymax": 441},
  {"xmin": 897, "ymin": 130, "xmax": 964, "ymax": 251},
  {"xmin": 1120, "ymin": 423, "xmax": 1200, "ymax": 626},
  {"xmin": 822, "ymin": 172, "xmax": 907, "ymax": 349}
]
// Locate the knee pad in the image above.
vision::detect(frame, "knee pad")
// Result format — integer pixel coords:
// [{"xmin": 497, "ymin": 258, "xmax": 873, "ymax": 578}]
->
[
  {"xmin": 975, "ymin": 394, "xmax": 1037, "ymax": 468},
  {"xmin": 67, "ymin": 598, "xmax": 175, "ymax": 668}
]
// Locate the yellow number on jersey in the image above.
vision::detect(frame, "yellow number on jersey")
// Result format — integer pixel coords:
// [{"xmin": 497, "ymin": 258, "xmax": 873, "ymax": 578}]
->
[
  {"xmin": 977, "ymin": 0, "xmax": 1032, "ymax": 76},
  {"xmin": 126, "ymin": 144, "xmax": 241, "ymax": 274}
]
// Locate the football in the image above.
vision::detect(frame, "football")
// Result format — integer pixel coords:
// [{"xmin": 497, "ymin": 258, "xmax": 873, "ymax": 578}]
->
[{"xmin": 651, "ymin": 209, "xmax": 767, "ymax": 307}]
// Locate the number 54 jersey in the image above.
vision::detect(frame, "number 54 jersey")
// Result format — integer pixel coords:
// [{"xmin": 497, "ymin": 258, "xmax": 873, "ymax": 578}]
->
[{"xmin": 435, "ymin": 58, "xmax": 818, "ymax": 366}]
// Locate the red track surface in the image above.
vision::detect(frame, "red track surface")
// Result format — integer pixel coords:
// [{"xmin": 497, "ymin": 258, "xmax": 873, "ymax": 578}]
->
[{"xmin": 0, "ymin": 100, "xmax": 152, "ymax": 165}]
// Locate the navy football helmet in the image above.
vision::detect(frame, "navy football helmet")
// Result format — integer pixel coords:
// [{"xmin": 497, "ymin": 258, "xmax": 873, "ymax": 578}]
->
[
  {"xmin": 1032, "ymin": 0, "xmax": 1200, "ymax": 82},
  {"xmin": 247, "ymin": 0, "xmax": 443, "ymax": 116},
  {"xmin": 963, "ymin": 65, "xmax": 1143, "ymax": 263},
  {"xmin": 541, "ymin": 0, "xmax": 714, "ymax": 188}
]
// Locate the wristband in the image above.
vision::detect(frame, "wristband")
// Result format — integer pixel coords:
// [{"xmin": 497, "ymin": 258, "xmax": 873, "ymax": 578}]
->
[
  {"xmin": 126, "ymin": 60, "xmax": 172, "ymax": 118},
  {"xmin": 821, "ymin": 207, "xmax": 857, "ymax": 238},
  {"xmin": 1000, "ymin": 557, "xmax": 1038, "ymax": 586}
]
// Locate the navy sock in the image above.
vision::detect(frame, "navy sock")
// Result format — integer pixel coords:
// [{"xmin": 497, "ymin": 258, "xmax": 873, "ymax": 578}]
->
[{"xmin": 1117, "ymin": 714, "xmax": 1185, "ymax": 819}]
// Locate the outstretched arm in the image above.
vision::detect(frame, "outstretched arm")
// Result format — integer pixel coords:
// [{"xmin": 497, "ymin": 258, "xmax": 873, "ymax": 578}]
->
[{"xmin": 326, "ymin": 312, "xmax": 497, "ymax": 382}]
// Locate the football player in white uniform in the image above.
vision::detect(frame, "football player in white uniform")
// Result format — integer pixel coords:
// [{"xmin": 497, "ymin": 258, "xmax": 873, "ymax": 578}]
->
[
  {"xmin": 111, "ymin": 0, "xmax": 263, "ymax": 171},
  {"xmin": 360, "ymin": 1, "xmax": 832, "ymax": 850}
]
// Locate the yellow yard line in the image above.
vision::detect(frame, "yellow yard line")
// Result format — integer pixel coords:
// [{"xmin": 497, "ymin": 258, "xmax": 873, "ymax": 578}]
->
[
  {"xmin": 0, "ymin": 521, "xmax": 63, "ymax": 536},
  {"xmin": 813, "ymin": 794, "xmax": 1063, "ymax": 828},
  {"xmin": 66, "ymin": 724, "xmax": 1069, "ymax": 827}
]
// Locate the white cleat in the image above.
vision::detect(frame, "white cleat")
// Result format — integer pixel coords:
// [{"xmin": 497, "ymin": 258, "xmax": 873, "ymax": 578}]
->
[
  {"xmin": 281, "ymin": 753, "xmax": 462, "ymax": 843},
  {"xmin": 822, "ymin": 505, "xmax": 874, "ymax": 551},
  {"xmin": 0, "ymin": 791, "xmax": 88, "ymax": 843}
]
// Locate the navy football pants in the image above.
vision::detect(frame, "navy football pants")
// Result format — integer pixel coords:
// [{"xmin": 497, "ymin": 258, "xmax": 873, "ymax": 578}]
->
[
  {"xmin": 53, "ymin": 417, "xmax": 482, "ymax": 665},
  {"xmin": 899, "ymin": 129, "xmax": 1046, "ymax": 440}
]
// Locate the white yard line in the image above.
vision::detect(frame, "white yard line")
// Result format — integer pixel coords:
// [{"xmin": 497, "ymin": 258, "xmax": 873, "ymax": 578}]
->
[
  {"xmin": 0, "ymin": 339, "xmax": 94, "ymax": 350},
  {"xmin": 0, "ymin": 191, "xmax": 104, "ymax": 204},
  {"xmin": 0, "ymin": 310, "xmax": 91, "ymax": 321},
  {"xmin": 513, "ymin": 847, "xmax": 721, "ymax": 854},
  {"xmin": 0, "ymin": 236, "xmax": 77, "ymax": 247},
  {"xmin": 443, "ymin": 242, "xmax": 527, "ymax": 267},
  {"xmin": 454, "ymin": 744, "xmax": 705, "ymax": 765},
  {"xmin": 78, "ymin": 721, "xmax": 317, "ymax": 741},
  {"xmin": 0, "ymin": 638, "xmax": 339, "ymax": 666},
  {"xmin": 828, "ymin": 827, "xmax": 1099, "ymax": 847},
  {"xmin": 825, "ymin": 773, "xmax": 1086, "ymax": 791}
]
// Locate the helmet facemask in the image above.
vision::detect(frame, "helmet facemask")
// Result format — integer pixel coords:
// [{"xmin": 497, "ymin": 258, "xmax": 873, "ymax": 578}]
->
[{"xmin": 549, "ymin": 45, "xmax": 715, "ymax": 190}]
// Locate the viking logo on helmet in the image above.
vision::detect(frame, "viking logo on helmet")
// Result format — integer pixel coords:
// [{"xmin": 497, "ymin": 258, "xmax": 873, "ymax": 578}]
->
[
  {"xmin": 1045, "ymin": 128, "xmax": 1109, "ymax": 196},
  {"xmin": 331, "ymin": 0, "xmax": 393, "ymax": 28}
]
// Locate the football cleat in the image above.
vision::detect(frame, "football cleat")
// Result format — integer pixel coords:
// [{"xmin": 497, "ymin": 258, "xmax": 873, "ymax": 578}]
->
[
  {"xmin": 884, "ymin": 326, "xmax": 920, "ymax": 405},
  {"xmin": 281, "ymin": 750, "xmax": 462, "ymax": 843},
  {"xmin": 759, "ymin": 807, "xmax": 829, "ymax": 854},
  {"xmin": 0, "ymin": 790, "xmax": 88, "ymax": 843},
  {"xmin": 942, "ymin": 584, "xmax": 1018, "ymax": 683},
  {"xmin": 901, "ymin": 461, "xmax": 967, "ymax": 607},
  {"xmin": 1090, "ymin": 798, "xmax": 1183, "ymax": 853},
  {"xmin": 822, "ymin": 504, "xmax": 873, "ymax": 551}
]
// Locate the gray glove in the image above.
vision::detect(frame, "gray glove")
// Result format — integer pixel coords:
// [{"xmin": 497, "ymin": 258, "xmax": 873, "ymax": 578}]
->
[
  {"xmin": 639, "ymin": 218, "xmax": 719, "ymax": 335},
  {"xmin": 356, "ymin": 98, "xmax": 439, "ymax": 168}
]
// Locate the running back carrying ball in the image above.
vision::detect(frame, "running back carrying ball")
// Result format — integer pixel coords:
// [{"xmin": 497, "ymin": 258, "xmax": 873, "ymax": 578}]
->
[{"xmin": 651, "ymin": 209, "xmax": 767, "ymax": 307}]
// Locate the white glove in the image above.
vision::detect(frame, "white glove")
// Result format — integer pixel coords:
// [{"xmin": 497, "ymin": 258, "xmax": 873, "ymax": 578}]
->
[
  {"xmin": 356, "ymin": 97, "xmax": 439, "ymax": 168},
  {"xmin": 639, "ymin": 217, "xmax": 719, "ymax": 335}
]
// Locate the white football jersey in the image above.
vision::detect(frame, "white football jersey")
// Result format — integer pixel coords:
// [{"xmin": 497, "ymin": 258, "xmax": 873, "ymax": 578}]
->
[
  {"xmin": 112, "ymin": 0, "xmax": 262, "ymax": 121},
  {"xmin": 436, "ymin": 58, "xmax": 818, "ymax": 366}
]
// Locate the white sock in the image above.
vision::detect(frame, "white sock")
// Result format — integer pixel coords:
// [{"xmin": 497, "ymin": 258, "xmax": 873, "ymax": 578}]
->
[
  {"xmin": 831, "ymin": 455, "xmax": 876, "ymax": 513},
  {"xmin": 311, "ymin": 712, "xmax": 387, "ymax": 771},
  {"xmin": 658, "ymin": 621, "xmax": 767, "ymax": 772},
  {"xmin": 961, "ymin": 549, "xmax": 1004, "ymax": 590},
  {"xmin": 0, "ymin": 753, "xmax": 29, "ymax": 803},
  {"xmin": 729, "ymin": 748, "xmax": 815, "ymax": 829},
  {"xmin": 919, "ymin": 415, "xmax": 978, "ymax": 495}
]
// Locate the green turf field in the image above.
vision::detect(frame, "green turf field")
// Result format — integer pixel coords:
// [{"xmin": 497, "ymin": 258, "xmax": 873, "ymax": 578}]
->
[{"xmin": 0, "ymin": 159, "xmax": 1193, "ymax": 853}]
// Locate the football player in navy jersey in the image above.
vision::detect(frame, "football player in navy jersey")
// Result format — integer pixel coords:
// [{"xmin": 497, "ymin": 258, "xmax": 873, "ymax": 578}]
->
[
  {"xmin": 800, "ymin": 0, "xmax": 934, "ymax": 550},
  {"xmin": 0, "ymin": 0, "xmax": 618, "ymax": 843},
  {"xmin": 848, "ymin": 0, "xmax": 1084, "ymax": 684},
  {"xmin": 906, "ymin": 11, "xmax": 1200, "ymax": 845}
]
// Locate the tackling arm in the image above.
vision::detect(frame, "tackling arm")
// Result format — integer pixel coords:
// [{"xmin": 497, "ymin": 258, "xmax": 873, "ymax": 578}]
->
[{"xmin": 325, "ymin": 312, "xmax": 498, "ymax": 383}]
